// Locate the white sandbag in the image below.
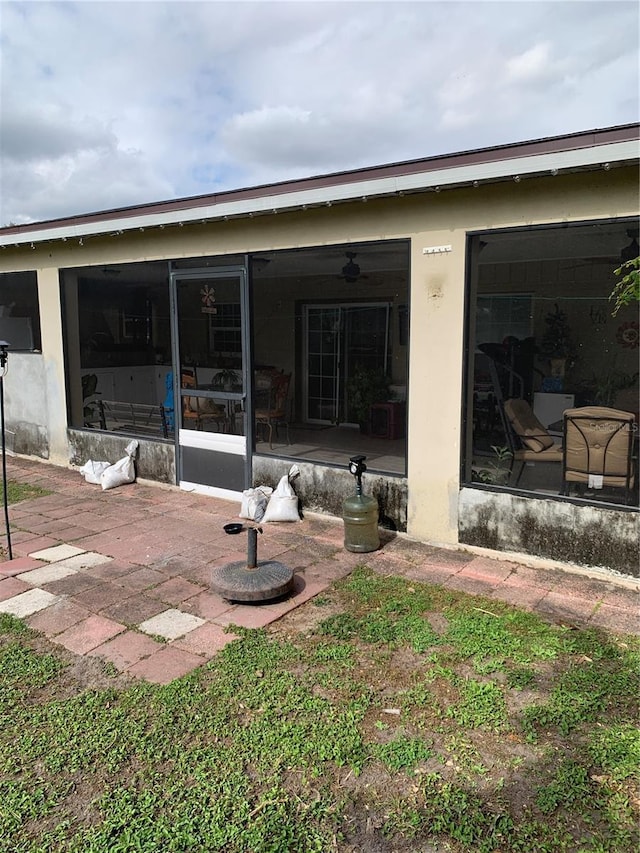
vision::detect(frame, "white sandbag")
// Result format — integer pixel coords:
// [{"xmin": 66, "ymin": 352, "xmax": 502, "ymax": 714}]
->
[
  {"xmin": 100, "ymin": 440, "xmax": 139, "ymax": 491},
  {"xmin": 79, "ymin": 460, "xmax": 110, "ymax": 485},
  {"xmin": 262, "ymin": 465, "xmax": 301, "ymax": 523},
  {"xmin": 239, "ymin": 486, "xmax": 273, "ymax": 522}
]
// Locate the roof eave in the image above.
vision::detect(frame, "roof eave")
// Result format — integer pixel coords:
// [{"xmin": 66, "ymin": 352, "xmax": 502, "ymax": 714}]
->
[{"xmin": 1, "ymin": 134, "xmax": 638, "ymax": 249}]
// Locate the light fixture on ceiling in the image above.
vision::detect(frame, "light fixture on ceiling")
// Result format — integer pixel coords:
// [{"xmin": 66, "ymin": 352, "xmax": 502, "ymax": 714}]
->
[
  {"xmin": 340, "ymin": 252, "xmax": 362, "ymax": 283},
  {"xmin": 620, "ymin": 229, "xmax": 639, "ymax": 263}
]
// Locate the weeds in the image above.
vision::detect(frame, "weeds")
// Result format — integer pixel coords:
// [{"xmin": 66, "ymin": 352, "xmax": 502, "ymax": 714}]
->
[{"xmin": 1, "ymin": 565, "xmax": 638, "ymax": 852}]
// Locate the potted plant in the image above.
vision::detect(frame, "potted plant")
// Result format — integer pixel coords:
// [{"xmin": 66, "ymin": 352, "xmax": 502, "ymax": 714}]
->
[
  {"xmin": 213, "ymin": 367, "xmax": 241, "ymax": 391},
  {"xmin": 539, "ymin": 304, "xmax": 576, "ymax": 389},
  {"xmin": 346, "ymin": 365, "xmax": 391, "ymax": 432}
]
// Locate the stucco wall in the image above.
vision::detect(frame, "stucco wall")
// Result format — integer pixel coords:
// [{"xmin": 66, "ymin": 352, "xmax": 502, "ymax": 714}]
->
[
  {"xmin": 458, "ymin": 486, "xmax": 639, "ymax": 577},
  {"xmin": 3, "ymin": 353, "xmax": 49, "ymax": 457}
]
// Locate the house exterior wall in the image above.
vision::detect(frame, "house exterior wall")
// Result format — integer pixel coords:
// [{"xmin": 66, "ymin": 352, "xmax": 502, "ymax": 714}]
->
[
  {"xmin": 3, "ymin": 353, "xmax": 49, "ymax": 457},
  {"xmin": 0, "ymin": 165, "xmax": 637, "ymax": 573}
]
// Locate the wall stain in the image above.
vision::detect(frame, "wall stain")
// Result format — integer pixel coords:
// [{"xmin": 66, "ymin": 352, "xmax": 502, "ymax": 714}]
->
[
  {"xmin": 459, "ymin": 490, "xmax": 638, "ymax": 577},
  {"xmin": 10, "ymin": 422, "xmax": 49, "ymax": 459}
]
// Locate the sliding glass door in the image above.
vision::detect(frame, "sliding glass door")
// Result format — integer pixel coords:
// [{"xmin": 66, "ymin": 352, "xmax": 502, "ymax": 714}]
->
[{"xmin": 304, "ymin": 303, "xmax": 390, "ymax": 425}]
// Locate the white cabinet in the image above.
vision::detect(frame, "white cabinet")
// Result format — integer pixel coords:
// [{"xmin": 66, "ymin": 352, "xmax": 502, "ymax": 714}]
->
[
  {"xmin": 83, "ymin": 366, "xmax": 162, "ymax": 405},
  {"xmin": 533, "ymin": 392, "xmax": 575, "ymax": 429}
]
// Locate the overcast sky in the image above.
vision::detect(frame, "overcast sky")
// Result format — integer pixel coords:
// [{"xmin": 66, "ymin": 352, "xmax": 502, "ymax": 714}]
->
[{"xmin": 1, "ymin": 0, "xmax": 638, "ymax": 225}]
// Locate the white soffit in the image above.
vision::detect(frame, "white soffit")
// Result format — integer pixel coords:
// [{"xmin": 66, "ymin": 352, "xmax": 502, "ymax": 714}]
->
[{"xmin": 1, "ymin": 139, "xmax": 637, "ymax": 248}]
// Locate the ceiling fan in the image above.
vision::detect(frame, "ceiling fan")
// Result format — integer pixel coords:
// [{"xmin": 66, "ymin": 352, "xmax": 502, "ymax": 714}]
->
[{"xmin": 337, "ymin": 251, "xmax": 368, "ymax": 283}]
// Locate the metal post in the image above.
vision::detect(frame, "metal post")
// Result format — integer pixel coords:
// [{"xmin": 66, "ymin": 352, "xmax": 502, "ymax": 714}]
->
[
  {"xmin": 0, "ymin": 342, "xmax": 12, "ymax": 560},
  {"xmin": 247, "ymin": 527, "xmax": 258, "ymax": 569}
]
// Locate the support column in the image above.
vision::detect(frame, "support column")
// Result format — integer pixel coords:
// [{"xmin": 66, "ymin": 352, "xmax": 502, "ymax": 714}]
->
[{"xmin": 37, "ymin": 268, "xmax": 69, "ymax": 465}]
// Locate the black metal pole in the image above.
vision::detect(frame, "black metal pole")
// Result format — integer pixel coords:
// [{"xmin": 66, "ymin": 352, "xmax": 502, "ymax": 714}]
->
[{"xmin": 0, "ymin": 352, "xmax": 12, "ymax": 560}]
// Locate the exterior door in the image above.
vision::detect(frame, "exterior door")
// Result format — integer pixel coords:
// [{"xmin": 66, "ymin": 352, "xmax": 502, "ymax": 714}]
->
[{"xmin": 171, "ymin": 268, "xmax": 249, "ymax": 499}]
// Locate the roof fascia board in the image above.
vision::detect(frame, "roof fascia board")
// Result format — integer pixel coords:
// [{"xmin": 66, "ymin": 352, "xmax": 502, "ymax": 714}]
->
[{"xmin": 2, "ymin": 139, "xmax": 637, "ymax": 249}]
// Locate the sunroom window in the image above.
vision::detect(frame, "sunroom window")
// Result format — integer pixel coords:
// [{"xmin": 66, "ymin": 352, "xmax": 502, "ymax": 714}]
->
[{"xmin": 464, "ymin": 219, "xmax": 639, "ymax": 508}]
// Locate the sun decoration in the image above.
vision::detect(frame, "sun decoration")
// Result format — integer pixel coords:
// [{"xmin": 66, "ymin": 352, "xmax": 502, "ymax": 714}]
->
[
  {"xmin": 200, "ymin": 285, "xmax": 216, "ymax": 308},
  {"xmin": 615, "ymin": 320, "xmax": 639, "ymax": 349}
]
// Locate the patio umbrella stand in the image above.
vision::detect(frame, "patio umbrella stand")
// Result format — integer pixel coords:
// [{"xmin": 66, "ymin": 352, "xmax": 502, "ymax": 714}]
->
[{"xmin": 212, "ymin": 525, "xmax": 294, "ymax": 602}]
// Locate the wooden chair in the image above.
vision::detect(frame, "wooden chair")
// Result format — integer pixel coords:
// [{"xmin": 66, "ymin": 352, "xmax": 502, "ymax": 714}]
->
[
  {"xmin": 562, "ymin": 406, "xmax": 636, "ymax": 504},
  {"xmin": 181, "ymin": 372, "xmax": 229, "ymax": 432},
  {"xmin": 255, "ymin": 370, "xmax": 291, "ymax": 448},
  {"xmin": 502, "ymin": 398, "xmax": 563, "ymax": 487}
]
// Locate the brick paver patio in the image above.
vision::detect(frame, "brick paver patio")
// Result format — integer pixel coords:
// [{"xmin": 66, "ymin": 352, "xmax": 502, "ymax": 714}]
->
[{"xmin": 0, "ymin": 456, "xmax": 637, "ymax": 684}]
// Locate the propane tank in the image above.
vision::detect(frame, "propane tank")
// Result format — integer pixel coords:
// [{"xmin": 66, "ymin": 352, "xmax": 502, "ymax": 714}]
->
[{"xmin": 343, "ymin": 455, "xmax": 380, "ymax": 553}]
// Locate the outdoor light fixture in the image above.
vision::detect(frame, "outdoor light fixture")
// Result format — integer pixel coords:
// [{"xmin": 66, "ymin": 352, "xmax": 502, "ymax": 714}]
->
[{"xmin": 0, "ymin": 341, "xmax": 12, "ymax": 560}]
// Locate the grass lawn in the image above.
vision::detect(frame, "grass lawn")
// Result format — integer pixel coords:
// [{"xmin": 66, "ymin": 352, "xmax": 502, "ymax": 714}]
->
[{"xmin": 1, "ymin": 565, "xmax": 638, "ymax": 852}]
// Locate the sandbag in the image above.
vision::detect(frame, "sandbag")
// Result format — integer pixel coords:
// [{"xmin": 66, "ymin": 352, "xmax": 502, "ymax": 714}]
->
[
  {"xmin": 262, "ymin": 465, "xmax": 301, "ymax": 523},
  {"xmin": 100, "ymin": 440, "xmax": 139, "ymax": 491},
  {"xmin": 239, "ymin": 486, "xmax": 273, "ymax": 522},
  {"xmin": 79, "ymin": 460, "xmax": 110, "ymax": 485}
]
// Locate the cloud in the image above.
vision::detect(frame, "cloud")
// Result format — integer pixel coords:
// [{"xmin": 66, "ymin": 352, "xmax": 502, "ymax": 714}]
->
[
  {"xmin": 0, "ymin": 0, "xmax": 637, "ymax": 224},
  {"xmin": 506, "ymin": 42, "xmax": 556, "ymax": 83},
  {"xmin": 1, "ymin": 106, "xmax": 116, "ymax": 162}
]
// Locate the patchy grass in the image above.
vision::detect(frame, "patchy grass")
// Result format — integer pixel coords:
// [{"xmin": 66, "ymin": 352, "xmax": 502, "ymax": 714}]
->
[
  {"xmin": 0, "ymin": 565, "xmax": 638, "ymax": 852},
  {"xmin": 1, "ymin": 479, "xmax": 51, "ymax": 505}
]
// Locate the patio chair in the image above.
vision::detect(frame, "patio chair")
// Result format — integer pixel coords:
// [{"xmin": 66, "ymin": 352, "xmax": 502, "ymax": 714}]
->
[
  {"xmin": 181, "ymin": 372, "xmax": 229, "ymax": 432},
  {"xmin": 561, "ymin": 406, "xmax": 636, "ymax": 504},
  {"xmin": 502, "ymin": 398, "xmax": 563, "ymax": 487},
  {"xmin": 255, "ymin": 370, "xmax": 291, "ymax": 448}
]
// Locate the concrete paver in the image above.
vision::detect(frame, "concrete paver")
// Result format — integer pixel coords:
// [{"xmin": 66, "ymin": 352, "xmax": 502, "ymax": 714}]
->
[
  {"xmin": 49, "ymin": 552, "xmax": 113, "ymax": 572},
  {"xmin": 126, "ymin": 646, "xmax": 205, "ymax": 684},
  {"xmin": 29, "ymin": 544, "xmax": 86, "ymax": 562},
  {"xmin": 171, "ymin": 622, "xmax": 238, "ymax": 658},
  {"xmin": 54, "ymin": 615, "xmax": 127, "ymax": 655},
  {"xmin": 26, "ymin": 599, "xmax": 93, "ymax": 637},
  {"xmin": 0, "ymin": 557, "xmax": 45, "ymax": 577},
  {"xmin": 0, "ymin": 455, "xmax": 637, "ymax": 686},
  {"xmin": 0, "ymin": 576, "xmax": 33, "ymax": 601},
  {"xmin": 0, "ymin": 587, "xmax": 59, "ymax": 617},
  {"xmin": 88, "ymin": 630, "xmax": 165, "ymax": 671},
  {"xmin": 139, "ymin": 608, "xmax": 205, "ymax": 640},
  {"xmin": 17, "ymin": 564, "xmax": 78, "ymax": 585}
]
